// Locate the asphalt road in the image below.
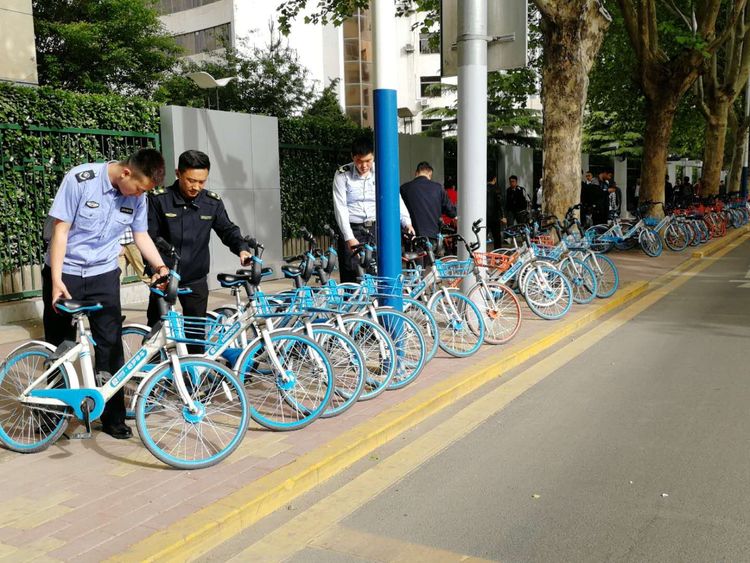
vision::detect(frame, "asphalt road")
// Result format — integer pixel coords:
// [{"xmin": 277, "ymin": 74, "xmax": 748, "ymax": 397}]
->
[{"xmin": 206, "ymin": 237, "xmax": 750, "ymax": 562}]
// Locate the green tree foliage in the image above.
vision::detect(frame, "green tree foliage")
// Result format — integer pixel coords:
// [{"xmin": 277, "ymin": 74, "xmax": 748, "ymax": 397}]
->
[
  {"xmin": 33, "ymin": 0, "xmax": 181, "ymax": 96},
  {"xmin": 154, "ymin": 33, "xmax": 318, "ymax": 117},
  {"xmin": 305, "ymin": 79, "xmax": 351, "ymax": 121}
]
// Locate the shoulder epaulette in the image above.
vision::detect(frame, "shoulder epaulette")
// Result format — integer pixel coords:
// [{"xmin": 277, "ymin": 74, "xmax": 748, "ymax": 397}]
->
[
  {"xmin": 150, "ymin": 186, "xmax": 167, "ymax": 196},
  {"xmin": 74, "ymin": 170, "xmax": 96, "ymax": 182},
  {"xmin": 206, "ymin": 191, "xmax": 221, "ymax": 201},
  {"xmin": 336, "ymin": 164, "xmax": 352, "ymax": 174}
]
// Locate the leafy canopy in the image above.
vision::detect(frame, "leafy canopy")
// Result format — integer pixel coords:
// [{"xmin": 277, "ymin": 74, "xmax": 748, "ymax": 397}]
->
[{"xmin": 33, "ymin": 0, "xmax": 181, "ymax": 95}]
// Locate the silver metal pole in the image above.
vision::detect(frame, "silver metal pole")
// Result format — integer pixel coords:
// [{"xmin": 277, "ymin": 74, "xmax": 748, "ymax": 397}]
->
[{"xmin": 457, "ymin": 0, "xmax": 488, "ymax": 262}]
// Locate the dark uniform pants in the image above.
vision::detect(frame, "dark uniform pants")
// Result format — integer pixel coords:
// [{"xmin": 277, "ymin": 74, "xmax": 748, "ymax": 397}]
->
[
  {"xmin": 146, "ymin": 277, "xmax": 210, "ymax": 354},
  {"xmin": 338, "ymin": 223, "xmax": 377, "ymax": 283},
  {"xmin": 42, "ymin": 266, "xmax": 126, "ymax": 425}
]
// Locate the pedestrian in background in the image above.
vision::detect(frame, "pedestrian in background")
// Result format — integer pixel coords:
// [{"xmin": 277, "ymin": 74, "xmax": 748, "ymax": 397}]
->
[
  {"xmin": 332, "ymin": 137, "xmax": 414, "ymax": 282},
  {"xmin": 486, "ymin": 173, "xmax": 505, "ymax": 249},
  {"xmin": 43, "ymin": 148, "xmax": 168, "ymax": 439},
  {"xmin": 505, "ymin": 175, "xmax": 529, "ymax": 226},
  {"xmin": 400, "ymin": 161, "xmax": 456, "ymax": 260}
]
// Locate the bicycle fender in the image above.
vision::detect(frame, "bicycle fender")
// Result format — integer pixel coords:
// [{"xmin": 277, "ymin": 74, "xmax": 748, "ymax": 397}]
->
[{"xmin": 1, "ymin": 340, "xmax": 77, "ymax": 386}]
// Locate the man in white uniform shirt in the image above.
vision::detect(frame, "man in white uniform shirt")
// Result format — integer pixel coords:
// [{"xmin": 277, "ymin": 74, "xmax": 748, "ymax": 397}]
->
[{"xmin": 332, "ymin": 137, "xmax": 414, "ymax": 282}]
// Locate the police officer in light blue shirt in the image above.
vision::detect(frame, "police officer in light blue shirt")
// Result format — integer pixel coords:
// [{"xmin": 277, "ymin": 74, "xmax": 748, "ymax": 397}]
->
[
  {"xmin": 43, "ymin": 148, "xmax": 168, "ymax": 439},
  {"xmin": 332, "ymin": 137, "xmax": 414, "ymax": 282}
]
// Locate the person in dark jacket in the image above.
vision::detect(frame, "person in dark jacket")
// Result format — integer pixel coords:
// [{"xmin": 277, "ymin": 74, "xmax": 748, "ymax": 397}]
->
[
  {"xmin": 146, "ymin": 150, "xmax": 252, "ymax": 340},
  {"xmin": 486, "ymin": 173, "xmax": 505, "ymax": 249},
  {"xmin": 505, "ymin": 175, "xmax": 529, "ymax": 226},
  {"xmin": 400, "ymin": 161, "xmax": 457, "ymax": 246}
]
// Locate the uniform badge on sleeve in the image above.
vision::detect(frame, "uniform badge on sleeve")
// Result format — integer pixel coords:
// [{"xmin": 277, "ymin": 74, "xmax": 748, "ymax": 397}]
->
[
  {"xmin": 85, "ymin": 201, "xmax": 100, "ymax": 208},
  {"xmin": 75, "ymin": 170, "xmax": 95, "ymax": 182}
]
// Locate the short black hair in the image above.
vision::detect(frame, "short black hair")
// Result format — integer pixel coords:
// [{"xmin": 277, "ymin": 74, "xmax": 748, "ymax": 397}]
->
[
  {"xmin": 509, "ymin": 175, "xmax": 518, "ymax": 181},
  {"xmin": 415, "ymin": 161, "xmax": 433, "ymax": 174},
  {"xmin": 123, "ymin": 148, "xmax": 165, "ymax": 185},
  {"xmin": 350, "ymin": 136, "xmax": 374, "ymax": 158},
  {"xmin": 178, "ymin": 150, "xmax": 211, "ymax": 172}
]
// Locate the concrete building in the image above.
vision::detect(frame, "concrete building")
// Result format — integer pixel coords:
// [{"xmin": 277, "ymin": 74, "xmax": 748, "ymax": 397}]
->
[
  {"xmin": 0, "ymin": 0, "xmax": 38, "ymax": 86},
  {"xmin": 157, "ymin": 1, "xmax": 454, "ymax": 131}
]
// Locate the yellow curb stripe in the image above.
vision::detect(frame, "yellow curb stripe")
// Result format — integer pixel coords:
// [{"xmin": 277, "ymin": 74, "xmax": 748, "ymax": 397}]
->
[
  {"xmin": 110, "ymin": 228, "xmax": 748, "ymax": 562},
  {"xmin": 233, "ymin": 242, "xmax": 736, "ymax": 561}
]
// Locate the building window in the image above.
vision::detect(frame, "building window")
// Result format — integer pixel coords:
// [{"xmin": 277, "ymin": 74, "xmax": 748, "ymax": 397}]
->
[
  {"xmin": 420, "ymin": 75, "xmax": 441, "ymax": 97},
  {"xmin": 419, "ymin": 33, "xmax": 439, "ymax": 54},
  {"xmin": 173, "ymin": 23, "xmax": 231, "ymax": 55},
  {"xmin": 158, "ymin": 0, "xmax": 223, "ymax": 15},
  {"xmin": 421, "ymin": 118, "xmax": 441, "ymax": 133}
]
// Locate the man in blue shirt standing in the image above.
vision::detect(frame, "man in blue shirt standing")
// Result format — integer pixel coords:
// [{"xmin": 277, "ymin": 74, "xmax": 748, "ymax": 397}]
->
[{"xmin": 43, "ymin": 148, "xmax": 168, "ymax": 439}]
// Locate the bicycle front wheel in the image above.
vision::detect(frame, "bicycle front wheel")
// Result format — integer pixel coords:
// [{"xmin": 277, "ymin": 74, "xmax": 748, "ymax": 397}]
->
[
  {"xmin": 524, "ymin": 266, "xmax": 573, "ymax": 320},
  {"xmin": 558, "ymin": 257, "xmax": 598, "ymax": 305},
  {"xmin": 429, "ymin": 290, "xmax": 485, "ymax": 357},
  {"xmin": 0, "ymin": 344, "xmax": 72, "ymax": 453},
  {"xmin": 466, "ymin": 281, "xmax": 521, "ymax": 345},
  {"xmin": 663, "ymin": 222, "xmax": 688, "ymax": 251},
  {"xmin": 122, "ymin": 324, "xmax": 165, "ymax": 419},
  {"xmin": 375, "ymin": 308, "xmax": 426, "ymax": 390},
  {"xmin": 236, "ymin": 331, "xmax": 334, "ymax": 430},
  {"xmin": 638, "ymin": 228, "xmax": 663, "ymax": 257},
  {"xmin": 339, "ymin": 315, "xmax": 396, "ymax": 400},
  {"xmin": 136, "ymin": 358, "xmax": 248, "ymax": 469},
  {"xmin": 583, "ymin": 253, "xmax": 619, "ymax": 298}
]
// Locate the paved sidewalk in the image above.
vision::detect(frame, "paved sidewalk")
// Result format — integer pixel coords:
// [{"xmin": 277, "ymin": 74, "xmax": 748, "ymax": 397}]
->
[{"xmin": 0, "ymin": 228, "xmax": 747, "ymax": 562}]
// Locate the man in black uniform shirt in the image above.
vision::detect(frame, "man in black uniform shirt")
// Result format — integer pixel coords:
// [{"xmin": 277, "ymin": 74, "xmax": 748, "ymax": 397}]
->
[
  {"xmin": 400, "ymin": 161, "xmax": 457, "ymax": 256},
  {"xmin": 146, "ymin": 150, "xmax": 252, "ymax": 341}
]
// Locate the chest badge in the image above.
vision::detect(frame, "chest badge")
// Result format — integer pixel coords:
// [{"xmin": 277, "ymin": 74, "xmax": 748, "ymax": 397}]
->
[
  {"xmin": 200, "ymin": 215, "xmax": 213, "ymax": 220},
  {"xmin": 120, "ymin": 206, "xmax": 133, "ymax": 215},
  {"xmin": 85, "ymin": 201, "xmax": 99, "ymax": 208},
  {"xmin": 165, "ymin": 212, "xmax": 178, "ymax": 218}
]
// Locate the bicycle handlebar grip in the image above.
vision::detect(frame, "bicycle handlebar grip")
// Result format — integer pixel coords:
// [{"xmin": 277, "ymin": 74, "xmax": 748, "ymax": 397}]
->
[{"xmin": 155, "ymin": 237, "xmax": 173, "ymax": 255}]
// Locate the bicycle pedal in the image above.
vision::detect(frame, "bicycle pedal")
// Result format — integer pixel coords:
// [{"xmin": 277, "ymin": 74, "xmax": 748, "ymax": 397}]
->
[{"xmin": 72, "ymin": 431, "xmax": 92, "ymax": 440}]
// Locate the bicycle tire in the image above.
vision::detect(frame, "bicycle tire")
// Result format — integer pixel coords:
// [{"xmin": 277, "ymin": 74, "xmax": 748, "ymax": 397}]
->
[
  {"xmin": 136, "ymin": 357, "xmax": 248, "ymax": 469},
  {"xmin": 638, "ymin": 228, "xmax": 663, "ymax": 257},
  {"xmin": 466, "ymin": 281, "xmax": 522, "ymax": 345},
  {"xmin": 401, "ymin": 297, "xmax": 439, "ymax": 362},
  {"xmin": 375, "ymin": 308, "xmax": 426, "ymax": 390},
  {"xmin": 302, "ymin": 325, "xmax": 365, "ymax": 418},
  {"xmin": 663, "ymin": 222, "xmax": 688, "ymax": 251},
  {"xmin": 558, "ymin": 257, "xmax": 598, "ymax": 304},
  {"xmin": 0, "ymin": 344, "xmax": 72, "ymax": 453},
  {"xmin": 428, "ymin": 290, "xmax": 485, "ymax": 357},
  {"xmin": 122, "ymin": 324, "xmax": 166, "ymax": 418},
  {"xmin": 582, "ymin": 253, "xmax": 619, "ymax": 298},
  {"xmin": 524, "ymin": 266, "xmax": 573, "ymax": 320},
  {"xmin": 585, "ymin": 224, "xmax": 614, "ymax": 253},
  {"xmin": 235, "ymin": 330, "xmax": 334, "ymax": 430}
]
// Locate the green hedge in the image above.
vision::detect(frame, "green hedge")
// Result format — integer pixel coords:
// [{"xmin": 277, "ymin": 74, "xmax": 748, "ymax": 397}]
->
[
  {"xmin": 0, "ymin": 83, "xmax": 159, "ymax": 275},
  {"xmin": 278, "ymin": 116, "xmax": 369, "ymax": 237}
]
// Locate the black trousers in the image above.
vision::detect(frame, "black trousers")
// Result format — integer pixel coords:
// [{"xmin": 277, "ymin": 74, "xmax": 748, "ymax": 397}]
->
[
  {"xmin": 42, "ymin": 266, "xmax": 126, "ymax": 424},
  {"xmin": 146, "ymin": 277, "xmax": 209, "ymax": 354},
  {"xmin": 338, "ymin": 223, "xmax": 377, "ymax": 283}
]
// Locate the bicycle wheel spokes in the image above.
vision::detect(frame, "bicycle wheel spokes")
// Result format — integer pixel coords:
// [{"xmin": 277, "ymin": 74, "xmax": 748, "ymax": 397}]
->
[
  {"xmin": 136, "ymin": 358, "xmax": 248, "ymax": 468},
  {"xmin": 376, "ymin": 310, "xmax": 426, "ymax": 390},
  {"xmin": 524, "ymin": 267, "xmax": 573, "ymax": 320},
  {"xmin": 583, "ymin": 253, "xmax": 619, "ymax": 298},
  {"xmin": 341, "ymin": 317, "xmax": 396, "ymax": 400},
  {"xmin": 560, "ymin": 258, "xmax": 597, "ymax": 305},
  {"xmin": 240, "ymin": 332, "xmax": 333, "ymax": 430},
  {"xmin": 0, "ymin": 346, "xmax": 71, "ymax": 453},
  {"xmin": 467, "ymin": 282, "xmax": 521, "ymax": 345},
  {"xmin": 430, "ymin": 291, "xmax": 484, "ymax": 357}
]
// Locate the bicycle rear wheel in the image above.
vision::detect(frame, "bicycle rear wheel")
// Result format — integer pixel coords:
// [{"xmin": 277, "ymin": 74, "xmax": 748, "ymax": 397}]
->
[
  {"xmin": 663, "ymin": 222, "xmax": 688, "ymax": 251},
  {"xmin": 638, "ymin": 228, "xmax": 663, "ymax": 257},
  {"xmin": 0, "ymin": 345, "xmax": 72, "ymax": 453},
  {"xmin": 558, "ymin": 257, "xmax": 598, "ymax": 304},
  {"xmin": 466, "ymin": 281, "xmax": 521, "ymax": 345},
  {"xmin": 375, "ymin": 309, "xmax": 426, "ymax": 390},
  {"xmin": 585, "ymin": 224, "xmax": 614, "ymax": 253},
  {"xmin": 136, "ymin": 358, "xmax": 248, "ymax": 469}
]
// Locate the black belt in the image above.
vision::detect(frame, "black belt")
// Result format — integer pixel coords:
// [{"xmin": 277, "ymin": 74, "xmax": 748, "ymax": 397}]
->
[{"xmin": 350, "ymin": 220, "xmax": 376, "ymax": 228}]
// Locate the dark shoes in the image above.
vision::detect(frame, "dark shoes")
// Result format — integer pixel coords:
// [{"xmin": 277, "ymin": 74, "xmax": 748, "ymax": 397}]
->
[{"xmin": 101, "ymin": 420, "xmax": 133, "ymax": 439}]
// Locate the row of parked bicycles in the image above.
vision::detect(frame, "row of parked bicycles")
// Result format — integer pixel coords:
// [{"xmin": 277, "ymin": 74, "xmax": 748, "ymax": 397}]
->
[
  {"xmin": 3, "ymin": 191, "xmax": 745, "ymax": 469},
  {"xmin": 584, "ymin": 192, "xmax": 750, "ymax": 256}
]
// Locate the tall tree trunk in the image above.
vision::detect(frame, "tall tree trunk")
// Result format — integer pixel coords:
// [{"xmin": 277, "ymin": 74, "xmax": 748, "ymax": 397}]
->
[
  {"xmin": 727, "ymin": 106, "xmax": 750, "ymax": 193},
  {"xmin": 641, "ymin": 94, "xmax": 679, "ymax": 211},
  {"xmin": 701, "ymin": 97, "xmax": 732, "ymax": 195},
  {"xmin": 537, "ymin": 1, "xmax": 609, "ymax": 221}
]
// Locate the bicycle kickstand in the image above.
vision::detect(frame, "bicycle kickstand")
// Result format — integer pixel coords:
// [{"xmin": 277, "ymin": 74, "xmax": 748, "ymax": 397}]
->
[{"xmin": 72, "ymin": 399, "xmax": 94, "ymax": 440}]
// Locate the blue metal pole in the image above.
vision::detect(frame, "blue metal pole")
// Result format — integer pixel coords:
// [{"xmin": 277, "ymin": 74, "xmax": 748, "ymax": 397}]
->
[{"xmin": 373, "ymin": 0, "xmax": 402, "ymax": 309}]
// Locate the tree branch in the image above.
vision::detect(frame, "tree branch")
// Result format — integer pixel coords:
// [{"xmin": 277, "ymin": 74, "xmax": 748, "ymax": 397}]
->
[{"xmin": 662, "ymin": 0, "xmax": 692, "ymax": 29}]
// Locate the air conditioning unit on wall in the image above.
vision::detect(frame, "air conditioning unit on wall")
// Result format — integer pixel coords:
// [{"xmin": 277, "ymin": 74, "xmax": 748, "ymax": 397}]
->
[
  {"xmin": 404, "ymin": 43, "xmax": 415, "ymax": 53},
  {"xmin": 417, "ymin": 98, "xmax": 429, "ymax": 107}
]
